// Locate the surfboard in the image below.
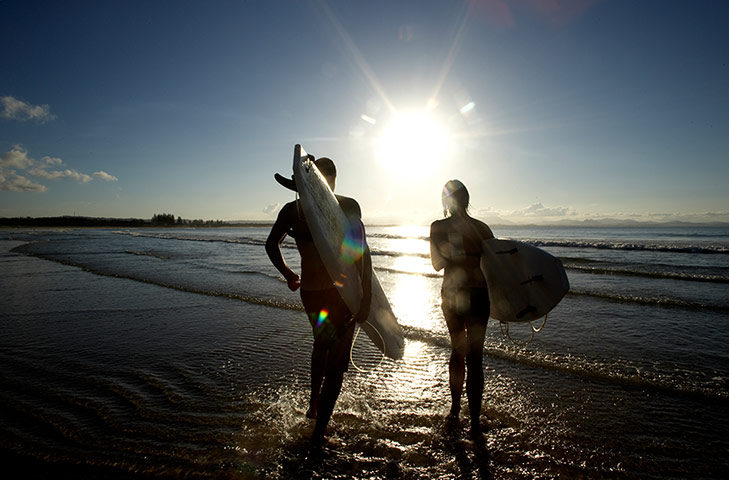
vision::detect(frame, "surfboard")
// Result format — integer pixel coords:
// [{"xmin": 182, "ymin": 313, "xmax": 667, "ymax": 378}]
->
[
  {"xmin": 290, "ymin": 144, "xmax": 405, "ymax": 360},
  {"xmin": 480, "ymin": 238, "xmax": 569, "ymax": 324}
]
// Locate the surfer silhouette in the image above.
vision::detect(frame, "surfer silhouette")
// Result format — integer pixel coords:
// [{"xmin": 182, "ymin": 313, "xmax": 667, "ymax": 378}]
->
[
  {"xmin": 430, "ymin": 180, "xmax": 494, "ymax": 438},
  {"xmin": 266, "ymin": 156, "xmax": 372, "ymax": 444}
]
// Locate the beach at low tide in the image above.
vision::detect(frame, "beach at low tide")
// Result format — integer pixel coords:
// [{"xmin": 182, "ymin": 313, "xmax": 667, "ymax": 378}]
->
[{"xmin": 1, "ymin": 227, "xmax": 728, "ymax": 478}]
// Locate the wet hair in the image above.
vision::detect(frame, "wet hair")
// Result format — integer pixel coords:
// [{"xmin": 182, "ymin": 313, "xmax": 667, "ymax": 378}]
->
[
  {"xmin": 315, "ymin": 157, "xmax": 337, "ymax": 178},
  {"xmin": 442, "ymin": 179, "xmax": 469, "ymax": 216}
]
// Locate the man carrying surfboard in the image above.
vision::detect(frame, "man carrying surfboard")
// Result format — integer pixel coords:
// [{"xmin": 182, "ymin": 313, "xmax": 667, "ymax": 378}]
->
[
  {"xmin": 266, "ymin": 155, "xmax": 372, "ymax": 445},
  {"xmin": 430, "ymin": 180, "xmax": 494, "ymax": 439}
]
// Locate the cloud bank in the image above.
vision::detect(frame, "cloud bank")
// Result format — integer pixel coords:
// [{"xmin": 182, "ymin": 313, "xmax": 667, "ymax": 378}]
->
[
  {"xmin": 511, "ymin": 202, "xmax": 577, "ymax": 218},
  {"xmin": 469, "ymin": 202, "xmax": 729, "ymax": 225},
  {"xmin": 0, "ymin": 145, "xmax": 117, "ymax": 192},
  {"xmin": 1, "ymin": 96, "xmax": 56, "ymax": 123}
]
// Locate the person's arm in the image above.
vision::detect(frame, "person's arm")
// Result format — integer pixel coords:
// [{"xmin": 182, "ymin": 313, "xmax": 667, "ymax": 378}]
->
[
  {"xmin": 430, "ymin": 222, "xmax": 450, "ymax": 272},
  {"xmin": 265, "ymin": 205, "xmax": 300, "ymax": 291},
  {"xmin": 341, "ymin": 198, "xmax": 371, "ymax": 323},
  {"xmin": 353, "ymin": 241, "xmax": 372, "ymax": 323}
]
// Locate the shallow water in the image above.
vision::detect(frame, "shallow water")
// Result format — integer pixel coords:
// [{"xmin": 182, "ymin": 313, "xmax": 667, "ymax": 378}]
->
[{"xmin": 1, "ymin": 226, "xmax": 728, "ymax": 478}]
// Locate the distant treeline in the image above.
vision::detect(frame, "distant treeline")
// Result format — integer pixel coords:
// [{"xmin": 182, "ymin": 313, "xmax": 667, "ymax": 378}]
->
[
  {"xmin": 151, "ymin": 213, "xmax": 226, "ymax": 227},
  {"xmin": 0, "ymin": 214, "xmax": 230, "ymax": 228},
  {"xmin": 0, "ymin": 216, "xmax": 148, "ymax": 227}
]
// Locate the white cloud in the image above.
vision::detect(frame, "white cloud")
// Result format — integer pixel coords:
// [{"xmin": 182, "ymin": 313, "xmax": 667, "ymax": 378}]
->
[
  {"xmin": 0, "ymin": 171, "xmax": 47, "ymax": 192},
  {"xmin": 41, "ymin": 156, "xmax": 63, "ymax": 166},
  {"xmin": 1, "ymin": 96, "xmax": 56, "ymax": 123},
  {"xmin": 0, "ymin": 145, "xmax": 33, "ymax": 169},
  {"xmin": 93, "ymin": 171, "xmax": 118, "ymax": 182},
  {"xmin": 28, "ymin": 167, "xmax": 93, "ymax": 182},
  {"xmin": 0, "ymin": 145, "xmax": 117, "ymax": 192},
  {"xmin": 263, "ymin": 203, "xmax": 281, "ymax": 216}
]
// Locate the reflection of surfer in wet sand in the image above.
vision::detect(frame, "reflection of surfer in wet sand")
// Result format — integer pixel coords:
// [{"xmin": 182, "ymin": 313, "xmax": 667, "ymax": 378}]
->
[
  {"xmin": 266, "ymin": 157, "xmax": 372, "ymax": 444},
  {"xmin": 430, "ymin": 180, "xmax": 494, "ymax": 439}
]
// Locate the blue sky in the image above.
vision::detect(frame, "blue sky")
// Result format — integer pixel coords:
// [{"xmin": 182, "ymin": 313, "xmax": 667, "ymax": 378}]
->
[{"xmin": 1, "ymin": 0, "xmax": 727, "ymax": 225}]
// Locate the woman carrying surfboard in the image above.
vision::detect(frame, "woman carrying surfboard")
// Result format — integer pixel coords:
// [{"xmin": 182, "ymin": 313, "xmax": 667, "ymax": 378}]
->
[{"xmin": 430, "ymin": 180, "xmax": 494, "ymax": 439}]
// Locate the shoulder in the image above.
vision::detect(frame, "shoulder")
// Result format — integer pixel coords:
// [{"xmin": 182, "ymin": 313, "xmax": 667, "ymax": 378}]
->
[
  {"xmin": 430, "ymin": 218, "xmax": 449, "ymax": 239},
  {"xmin": 274, "ymin": 201, "xmax": 298, "ymax": 222},
  {"xmin": 470, "ymin": 218, "xmax": 494, "ymax": 239},
  {"xmin": 430, "ymin": 217, "xmax": 450, "ymax": 232},
  {"xmin": 279, "ymin": 200, "xmax": 297, "ymax": 214},
  {"xmin": 336, "ymin": 195, "xmax": 361, "ymax": 218}
]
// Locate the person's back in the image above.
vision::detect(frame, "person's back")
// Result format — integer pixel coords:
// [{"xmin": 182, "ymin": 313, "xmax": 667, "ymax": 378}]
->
[
  {"xmin": 431, "ymin": 213, "xmax": 492, "ymax": 293},
  {"xmin": 279, "ymin": 195, "xmax": 361, "ymax": 291}
]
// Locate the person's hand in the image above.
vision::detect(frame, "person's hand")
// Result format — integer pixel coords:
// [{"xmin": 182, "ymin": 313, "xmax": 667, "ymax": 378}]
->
[
  {"xmin": 286, "ymin": 273, "xmax": 301, "ymax": 291},
  {"xmin": 353, "ymin": 305, "xmax": 370, "ymax": 324}
]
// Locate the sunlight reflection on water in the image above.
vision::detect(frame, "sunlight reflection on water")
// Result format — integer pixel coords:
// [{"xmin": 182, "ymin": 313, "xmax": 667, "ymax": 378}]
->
[
  {"xmin": 390, "ymin": 254, "xmax": 434, "ymax": 275},
  {"xmin": 389, "ymin": 264, "xmax": 442, "ymax": 333}
]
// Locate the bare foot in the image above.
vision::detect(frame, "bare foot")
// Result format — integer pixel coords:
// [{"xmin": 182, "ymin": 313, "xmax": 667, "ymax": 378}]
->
[
  {"xmin": 447, "ymin": 405, "xmax": 460, "ymax": 420},
  {"xmin": 470, "ymin": 420, "xmax": 484, "ymax": 443},
  {"xmin": 309, "ymin": 431, "xmax": 330, "ymax": 453}
]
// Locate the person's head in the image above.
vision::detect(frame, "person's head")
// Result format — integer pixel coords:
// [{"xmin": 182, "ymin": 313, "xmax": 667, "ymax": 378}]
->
[
  {"xmin": 442, "ymin": 179, "xmax": 469, "ymax": 217},
  {"xmin": 315, "ymin": 157, "xmax": 337, "ymax": 190}
]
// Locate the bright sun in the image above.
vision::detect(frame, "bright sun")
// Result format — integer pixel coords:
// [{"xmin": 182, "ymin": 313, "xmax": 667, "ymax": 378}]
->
[{"xmin": 375, "ymin": 110, "xmax": 450, "ymax": 179}]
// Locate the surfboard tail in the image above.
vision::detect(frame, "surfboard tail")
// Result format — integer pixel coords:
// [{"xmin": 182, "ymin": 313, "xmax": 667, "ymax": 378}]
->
[
  {"xmin": 361, "ymin": 319, "xmax": 404, "ymax": 360},
  {"xmin": 482, "ymin": 238, "xmax": 570, "ymax": 324}
]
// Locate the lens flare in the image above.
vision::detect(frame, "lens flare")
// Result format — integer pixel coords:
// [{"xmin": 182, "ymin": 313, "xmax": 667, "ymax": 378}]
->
[
  {"xmin": 316, "ymin": 309, "xmax": 329, "ymax": 328},
  {"xmin": 340, "ymin": 225, "xmax": 365, "ymax": 265}
]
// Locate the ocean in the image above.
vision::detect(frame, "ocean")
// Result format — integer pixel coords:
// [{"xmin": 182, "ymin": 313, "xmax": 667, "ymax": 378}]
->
[{"xmin": 1, "ymin": 225, "xmax": 727, "ymax": 479}]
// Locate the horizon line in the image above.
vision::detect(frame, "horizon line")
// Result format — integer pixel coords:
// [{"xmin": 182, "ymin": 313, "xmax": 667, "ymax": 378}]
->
[{"xmin": 2, "ymin": 215, "xmax": 729, "ymax": 228}]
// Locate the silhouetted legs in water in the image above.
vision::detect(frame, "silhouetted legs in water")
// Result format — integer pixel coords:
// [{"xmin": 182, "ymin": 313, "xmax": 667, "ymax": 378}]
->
[
  {"xmin": 307, "ymin": 347, "xmax": 327, "ymax": 419},
  {"xmin": 446, "ymin": 316, "xmax": 487, "ymax": 438},
  {"xmin": 311, "ymin": 369, "xmax": 345, "ymax": 443},
  {"xmin": 308, "ymin": 322, "xmax": 355, "ymax": 445}
]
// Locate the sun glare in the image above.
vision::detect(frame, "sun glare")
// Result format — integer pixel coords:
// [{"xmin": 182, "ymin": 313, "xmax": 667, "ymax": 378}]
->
[{"xmin": 375, "ymin": 110, "xmax": 450, "ymax": 179}]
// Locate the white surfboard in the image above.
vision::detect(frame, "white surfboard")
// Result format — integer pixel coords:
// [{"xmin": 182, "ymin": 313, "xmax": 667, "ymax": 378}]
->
[
  {"xmin": 291, "ymin": 145, "xmax": 405, "ymax": 360},
  {"xmin": 480, "ymin": 238, "xmax": 569, "ymax": 324}
]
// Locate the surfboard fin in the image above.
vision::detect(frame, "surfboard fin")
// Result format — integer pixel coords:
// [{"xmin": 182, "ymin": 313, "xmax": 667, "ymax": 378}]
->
[
  {"xmin": 274, "ymin": 173, "xmax": 297, "ymax": 191},
  {"xmin": 520, "ymin": 274, "xmax": 544, "ymax": 285}
]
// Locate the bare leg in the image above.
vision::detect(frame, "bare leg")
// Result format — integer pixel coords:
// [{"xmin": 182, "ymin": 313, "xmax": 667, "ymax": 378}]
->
[
  {"xmin": 447, "ymin": 325, "xmax": 467, "ymax": 419},
  {"xmin": 312, "ymin": 370, "xmax": 344, "ymax": 442},
  {"xmin": 465, "ymin": 317, "xmax": 487, "ymax": 435},
  {"xmin": 307, "ymin": 346, "xmax": 327, "ymax": 419},
  {"xmin": 311, "ymin": 321, "xmax": 355, "ymax": 443},
  {"xmin": 449, "ymin": 351, "xmax": 465, "ymax": 418}
]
